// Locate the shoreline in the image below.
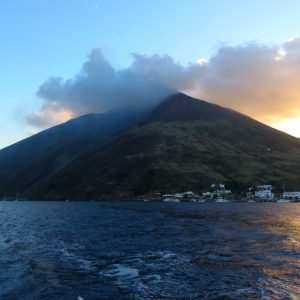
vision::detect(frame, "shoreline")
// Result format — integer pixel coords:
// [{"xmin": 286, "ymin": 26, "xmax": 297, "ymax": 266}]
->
[{"xmin": 0, "ymin": 199, "xmax": 299, "ymax": 203}]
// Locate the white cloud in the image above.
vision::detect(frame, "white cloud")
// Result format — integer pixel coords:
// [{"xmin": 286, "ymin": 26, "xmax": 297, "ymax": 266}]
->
[
  {"xmin": 27, "ymin": 102, "xmax": 74, "ymax": 128},
  {"xmin": 197, "ymin": 58, "xmax": 208, "ymax": 65},
  {"xmin": 29, "ymin": 37, "xmax": 300, "ymax": 128}
]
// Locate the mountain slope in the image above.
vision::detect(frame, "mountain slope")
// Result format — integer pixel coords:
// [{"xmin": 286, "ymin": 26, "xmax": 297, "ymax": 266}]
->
[
  {"xmin": 0, "ymin": 109, "xmax": 143, "ymax": 197},
  {"xmin": 34, "ymin": 93, "xmax": 300, "ymax": 200}
]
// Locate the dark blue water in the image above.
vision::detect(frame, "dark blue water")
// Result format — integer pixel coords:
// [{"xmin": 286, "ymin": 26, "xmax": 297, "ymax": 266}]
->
[{"xmin": 0, "ymin": 202, "xmax": 300, "ymax": 299}]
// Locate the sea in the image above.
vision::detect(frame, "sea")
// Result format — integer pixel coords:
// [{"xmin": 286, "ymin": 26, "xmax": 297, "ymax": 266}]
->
[{"xmin": 0, "ymin": 201, "xmax": 300, "ymax": 300}]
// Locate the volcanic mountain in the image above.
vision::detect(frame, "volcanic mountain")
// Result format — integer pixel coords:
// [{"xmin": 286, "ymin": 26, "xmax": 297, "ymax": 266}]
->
[
  {"xmin": 30, "ymin": 93, "xmax": 300, "ymax": 200},
  {"xmin": 0, "ymin": 109, "xmax": 143, "ymax": 198}
]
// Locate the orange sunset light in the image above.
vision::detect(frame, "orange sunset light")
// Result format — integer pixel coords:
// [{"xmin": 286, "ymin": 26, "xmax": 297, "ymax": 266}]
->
[{"xmin": 272, "ymin": 117, "xmax": 300, "ymax": 138}]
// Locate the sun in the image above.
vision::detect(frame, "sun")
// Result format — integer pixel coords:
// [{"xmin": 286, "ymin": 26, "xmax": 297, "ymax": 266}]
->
[{"xmin": 272, "ymin": 118, "xmax": 300, "ymax": 138}]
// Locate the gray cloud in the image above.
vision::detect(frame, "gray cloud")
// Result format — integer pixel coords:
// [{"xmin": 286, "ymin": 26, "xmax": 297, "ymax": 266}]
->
[
  {"xmin": 28, "ymin": 49, "xmax": 175, "ymax": 128},
  {"xmin": 29, "ymin": 37, "xmax": 300, "ymax": 128}
]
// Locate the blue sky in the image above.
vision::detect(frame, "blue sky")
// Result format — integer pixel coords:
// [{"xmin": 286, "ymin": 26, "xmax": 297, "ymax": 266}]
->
[{"xmin": 1, "ymin": 0, "xmax": 300, "ymax": 148}]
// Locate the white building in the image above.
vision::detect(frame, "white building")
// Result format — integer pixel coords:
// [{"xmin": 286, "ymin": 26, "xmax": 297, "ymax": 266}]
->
[
  {"xmin": 183, "ymin": 191, "xmax": 197, "ymax": 197},
  {"xmin": 162, "ymin": 191, "xmax": 199, "ymax": 201},
  {"xmin": 283, "ymin": 192, "xmax": 300, "ymax": 200},
  {"xmin": 202, "ymin": 183, "xmax": 232, "ymax": 199},
  {"xmin": 254, "ymin": 185, "xmax": 274, "ymax": 200},
  {"xmin": 173, "ymin": 193, "xmax": 184, "ymax": 199},
  {"xmin": 211, "ymin": 183, "xmax": 225, "ymax": 189},
  {"xmin": 202, "ymin": 192, "xmax": 212, "ymax": 197}
]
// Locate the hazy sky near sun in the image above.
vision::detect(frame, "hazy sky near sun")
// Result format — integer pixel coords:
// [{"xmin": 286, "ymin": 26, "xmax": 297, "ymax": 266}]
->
[{"xmin": 1, "ymin": 0, "xmax": 300, "ymax": 149}]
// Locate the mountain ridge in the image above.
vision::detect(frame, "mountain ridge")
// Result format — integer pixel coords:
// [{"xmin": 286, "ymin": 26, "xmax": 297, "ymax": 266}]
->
[
  {"xmin": 0, "ymin": 109, "xmax": 145, "ymax": 197},
  {"xmin": 30, "ymin": 93, "xmax": 300, "ymax": 200}
]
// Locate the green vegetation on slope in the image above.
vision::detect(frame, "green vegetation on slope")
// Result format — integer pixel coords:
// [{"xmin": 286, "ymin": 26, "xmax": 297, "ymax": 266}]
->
[{"xmin": 35, "ymin": 94, "xmax": 300, "ymax": 200}]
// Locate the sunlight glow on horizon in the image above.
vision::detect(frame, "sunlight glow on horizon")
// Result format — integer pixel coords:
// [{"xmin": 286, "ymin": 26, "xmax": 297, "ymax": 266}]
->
[{"xmin": 272, "ymin": 117, "xmax": 300, "ymax": 138}]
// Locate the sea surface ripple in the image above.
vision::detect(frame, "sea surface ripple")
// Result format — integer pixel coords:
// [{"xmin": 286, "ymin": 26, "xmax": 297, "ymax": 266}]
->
[{"xmin": 0, "ymin": 201, "xmax": 300, "ymax": 299}]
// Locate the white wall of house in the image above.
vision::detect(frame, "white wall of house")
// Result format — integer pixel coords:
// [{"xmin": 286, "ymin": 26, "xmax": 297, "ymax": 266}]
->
[
  {"xmin": 254, "ymin": 190, "xmax": 274, "ymax": 199},
  {"xmin": 283, "ymin": 192, "xmax": 300, "ymax": 199},
  {"xmin": 256, "ymin": 185, "xmax": 272, "ymax": 191}
]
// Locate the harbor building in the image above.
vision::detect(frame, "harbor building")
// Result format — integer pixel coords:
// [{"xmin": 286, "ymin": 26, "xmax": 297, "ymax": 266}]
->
[
  {"xmin": 254, "ymin": 185, "xmax": 274, "ymax": 200},
  {"xmin": 282, "ymin": 191, "xmax": 300, "ymax": 200},
  {"xmin": 202, "ymin": 183, "xmax": 232, "ymax": 199}
]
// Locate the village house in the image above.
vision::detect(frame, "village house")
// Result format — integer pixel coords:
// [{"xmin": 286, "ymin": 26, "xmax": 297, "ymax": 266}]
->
[
  {"xmin": 282, "ymin": 191, "xmax": 300, "ymax": 200},
  {"xmin": 255, "ymin": 185, "xmax": 274, "ymax": 200},
  {"xmin": 202, "ymin": 183, "xmax": 232, "ymax": 199},
  {"xmin": 162, "ymin": 191, "xmax": 199, "ymax": 202}
]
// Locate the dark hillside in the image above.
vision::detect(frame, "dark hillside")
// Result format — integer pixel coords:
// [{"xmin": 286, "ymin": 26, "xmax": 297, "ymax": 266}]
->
[
  {"xmin": 0, "ymin": 109, "xmax": 143, "ymax": 197},
  {"xmin": 34, "ymin": 93, "xmax": 300, "ymax": 200}
]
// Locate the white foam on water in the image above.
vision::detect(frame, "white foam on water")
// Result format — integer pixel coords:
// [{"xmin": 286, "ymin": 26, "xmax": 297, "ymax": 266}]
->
[
  {"xmin": 144, "ymin": 274, "xmax": 161, "ymax": 282},
  {"xmin": 158, "ymin": 251, "xmax": 177, "ymax": 260},
  {"xmin": 98, "ymin": 250, "xmax": 193, "ymax": 298},
  {"xmin": 76, "ymin": 257, "xmax": 96, "ymax": 271},
  {"xmin": 57, "ymin": 241, "xmax": 96, "ymax": 271},
  {"xmin": 101, "ymin": 264, "xmax": 139, "ymax": 279}
]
